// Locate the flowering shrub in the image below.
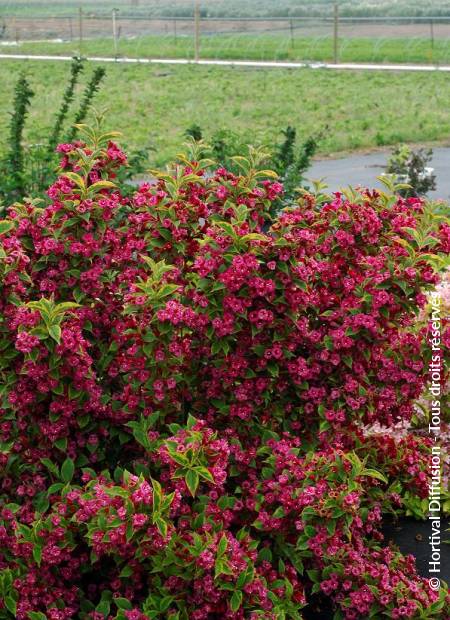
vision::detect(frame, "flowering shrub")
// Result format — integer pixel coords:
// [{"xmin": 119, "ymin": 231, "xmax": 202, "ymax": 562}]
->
[{"xmin": 0, "ymin": 123, "xmax": 449, "ymax": 619}]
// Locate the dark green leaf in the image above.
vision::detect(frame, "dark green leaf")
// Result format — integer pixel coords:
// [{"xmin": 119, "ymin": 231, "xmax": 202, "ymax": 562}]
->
[
  {"xmin": 5, "ymin": 596, "xmax": 17, "ymax": 616},
  {"xmin": 60, "ymin": 458, "xmax": 75, "ymax": 483},
  {"xmin": 230, "ymin": 590, "xmax": 243, "ymax": 612},
  {"xmin": 115, "ymin": 598, "xmax": 132, "ymax": 611}
]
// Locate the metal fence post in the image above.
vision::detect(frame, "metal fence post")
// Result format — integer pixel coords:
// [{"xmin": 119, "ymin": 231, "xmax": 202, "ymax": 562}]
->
[
  {"xmin": 430, "ymin": 18, "xmax": 435, "ymax": 62},
  {"xmin": 69, "ymin": 16, "xmax": 73, "ymax": 42},
  {"xmin": 78, "ymin": 7, "xmax": 83, "ymax": 56},
  {"xmin": 112, "ymin": 8, "xmax": 119, "ymax": 56},
  {"xmin": 13, "ymin": 17, "xmax": 19, "ymax": 44},
  {"xmin": 333, "ymin": 2, "xmax": 339, "ymax": 64},
  {"xmin": 194, "ymin": 0, "xmax": 200, "ymax": 61}
]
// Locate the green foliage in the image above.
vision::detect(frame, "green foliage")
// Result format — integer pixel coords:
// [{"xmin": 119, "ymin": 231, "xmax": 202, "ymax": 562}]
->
[
  {"xmin": 0, "ymin": 59, "xmax": 106, "ymax": 205},
  {"xmin": 185, "ymin": 125, "xmax": 247, "ymax": 166},
  {"xmin": 3, "ymin": 74, "xmax": 34, "ymax": 201},
  {"xmin": 4, "ymin": 1, "xmax": 450, "ymax": 19},
  {"xmin": 184, "ymin": 123, "xmax": 203, "ymax": 142},
  {"xmin": 185, "ymin": 123, "xmax": 319, "ymax": 205},
  {"xmin": 272, "ymin": 125, "xmax": 320, "ymax": 200},
  {"xmin": 26, "ymin": 298, "xmax": 80, "ymax": 344},
  {"xmin": 386, "ymin": 144, "xmax": 437, "ymax": 198},
  {"xmin": 66, "ymin": 66, "xmax": 106, "ymax": 143},
  {"xmin": 48, "ymin": 56, "xmax": 84, "ymax": 150}
]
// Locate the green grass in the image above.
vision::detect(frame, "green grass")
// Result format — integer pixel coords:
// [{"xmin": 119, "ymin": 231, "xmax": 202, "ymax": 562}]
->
[
  {"xmin": 1, "ymin": 0, "xmax": 450, "ymax": 19},
  {"xmin": 1, "ymin": 59, "xmax": 450, "ymax": 167},
  {"xmin": 5, "ymin": 34, "xmax": 449, "ymax": 65}
]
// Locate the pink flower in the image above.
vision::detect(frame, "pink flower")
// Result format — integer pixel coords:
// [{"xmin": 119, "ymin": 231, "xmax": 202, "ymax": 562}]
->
[{"xmin": 15, "ymin": 331, "xmax": 40, "ymax": 353}]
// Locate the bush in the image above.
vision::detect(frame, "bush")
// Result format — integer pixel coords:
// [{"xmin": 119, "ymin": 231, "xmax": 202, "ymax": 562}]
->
[
  {"xmin": 0, "ymin": 125, "xmax": 449, "ymax": 619},
  {"xmin": 184, "ymin": 124, "xmax": 319, "ymax": 206},
  {"xmin": 386, "ymin": 145, "xmax": 437, "ymax": 198},
  {"xmin": 0, "ymin": 59, "xmax": 106, "ymax": 205}
]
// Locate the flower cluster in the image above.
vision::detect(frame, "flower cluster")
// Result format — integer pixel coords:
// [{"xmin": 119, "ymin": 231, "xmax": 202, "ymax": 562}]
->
[{"xmin": 0, "ymin": 127, "xmax": 448, "ymax": 619}]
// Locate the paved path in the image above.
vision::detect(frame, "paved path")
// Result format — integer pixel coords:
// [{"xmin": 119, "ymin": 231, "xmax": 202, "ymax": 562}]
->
[
  {"xmin": 3, "ymin": 53, "xmax": 450, "ymax": 73},
  {"xmin": 307, "ymin": 147, "xmax": 450, "ymax": 202}
]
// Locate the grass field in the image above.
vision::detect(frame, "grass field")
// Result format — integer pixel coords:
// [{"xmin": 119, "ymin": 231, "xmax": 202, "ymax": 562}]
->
[
  {"xmin": 1, "ymin": 59, "xmax": 450, "ymax": 167},
  {"xmin": 1, "ymin": 0, "xmax": 450, "ymax": 19},
  {"xmin": 5, "ymin": 34, "xmax": 449, "ymax": 65}
]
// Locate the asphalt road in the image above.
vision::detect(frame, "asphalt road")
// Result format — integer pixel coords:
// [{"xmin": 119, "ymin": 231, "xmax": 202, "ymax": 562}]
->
[{"xmin": 307, "ymin": 147, "xmax": 450, "ymax": 203}]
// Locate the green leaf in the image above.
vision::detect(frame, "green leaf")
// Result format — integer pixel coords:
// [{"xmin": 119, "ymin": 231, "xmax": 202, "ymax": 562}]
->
[
  {"xmin": 217, "ymin": 495, "xmax": 235, "ymax": 510},
  {"xmin": 33, "ymin": 492, "xmax": 49, "ymax": 514},
  {"xmin": 185, "ymin": 469, "xmax": 199, "ymax": 497},
  {"xmin": 88, "ymin": 180, "xmax": 117, "ymax": 194},
  {"xmin": 215, "ymin": 559, "xmax": 226, "ymax": 579},
  {"xmin": 343, "ymin": 356, "xmax": 353, "ymax": 369},
  {"xmin": 115, "ymin": 597, "xmax": 132, "ymax": 611},
  {"xmin": 154, "ymin": 517, "xmax": 168, "ymax": 538},
  {"xmin": 40, "ymin": 458, "xmax": 59, "ymax": 477},
  {"xmin": 311, "ymin": 582, "xmax": 321, "ymax": 594},
  {"xmin": 158, "ymin": 595, "xmax": 173, "ymax": 613},
  {"xmin": 307, "ymin": 569, "xmax": 320, "ymax": 583},
  {"xmin": 5, "ymin": 596, "xmax": 17, "ymax": 616},
  {"xmin": 361, "ymin": 468, "xmax": 388, "ymax": 484},
  {"xmin": 327, "ymin": 520, "xmax": 336, "ymax": 536},
  {"xmin": 119, "ymin": 565, "xmax": 133, "ymax": 578},
  {"xmin": 51, "ymin": 382, "xmax": 64, "ymax": 396},
  {"xmin": 323, "ymin": 335, "xmax": 334, "ymax": 351},
  {"xmin": 272, "ymin": 506, "xmax": 285, "ymax": 519},
  {"xmin": 60, "ymin": 458, "xmax": 75, "ymax": 483},
  {"xmin": 319, "ymin": 419, "xmax": 331, "ymax": 433},
  {"xmin": 33, "ymin": 545, "xmax": 43, "ymax": 566},
  {"xmin": 77, "ymin": 414, "xmax": 90, "ymax": 428},
  {"xmin": 28, "ymin": 613, "xmax": 47, "ymax": 620},
  {"xmin": 54, "ymin": 302, "xmax": 80, "ymax": 313},
  {"xmin": 48, "ymin": 324, "xmax": 62, "ymax": 344},
  {"xmin": 95, "ymin": 599, "xmax": 110, "ymax": 616},
  {"xmin": 258, "ymin": 547, "xmax": 272, "ymax": 562},
  {"xmin": 186, "ymin": 413, "xmax": 198, "ymax": 429},
  {"xmin": 47, "ymin": 482, "xmax": 64, "ymax": 496},
  {"xmin": 217, "ymin": 534, "xmax": 228, "ymax": 558},
  {"xmin": 73, "ymin": 287, "xmax": 84, "ymax": 304},
  {"xmin": 151, "ymin": 478, "xmax": 162, "ymax": 513},
  {"xmin": 0, "ymin": 220, "xmax": 14, "ymax": 235},
  {"xmin": 358, "ymin": 385, "xmax": 367, "ymax": 397},
  {"xmin": 304, "ymin": 525, "xmax": 316, "ymax": 538},
  {"xmin": 237, "ymin": 566, "xmax": 254, "ymax": 589},
  {"xmin": 197, "ymin": 466, "xmax": 215, "ymax": 484},
  {"xmin": 230, "ymin": 590, "xmax": 243, "ymax": 612}
]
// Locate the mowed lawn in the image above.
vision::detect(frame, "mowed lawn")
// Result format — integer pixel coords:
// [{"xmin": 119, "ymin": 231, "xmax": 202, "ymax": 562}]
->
[{"xmin": 1, "ymin": 59, "xmax": 450, "ymax": 166}]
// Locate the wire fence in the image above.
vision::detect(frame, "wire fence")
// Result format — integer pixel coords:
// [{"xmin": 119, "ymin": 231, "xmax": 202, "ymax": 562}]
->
[{"xmin": 1, "ymin": 9, "xmax": 450, "ymax": 64}]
